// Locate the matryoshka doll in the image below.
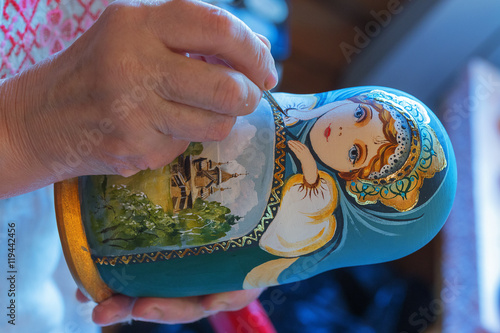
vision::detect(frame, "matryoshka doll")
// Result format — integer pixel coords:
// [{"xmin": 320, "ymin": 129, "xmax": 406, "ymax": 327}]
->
[{"xmin": 55, "ymin": 86, "xmax": 456, "ymax": 301}]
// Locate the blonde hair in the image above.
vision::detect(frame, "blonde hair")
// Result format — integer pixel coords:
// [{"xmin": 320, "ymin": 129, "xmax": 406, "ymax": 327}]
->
[{"xmin": 337, "ymin": 97, "xmax": 400, "ymax": 181}]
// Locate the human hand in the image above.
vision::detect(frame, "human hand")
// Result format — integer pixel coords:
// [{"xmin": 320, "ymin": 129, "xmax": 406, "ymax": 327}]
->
[
  {"xmin": 0, "ymin": 0, "xmax": 277, "ymax": 198},
  {"xmin": 76, "ymin": 287, "xmax": 264, "ymax": 326},
  {"xmin": 287, "ymin": 140, "xmax": 319, "ymax": 185}
]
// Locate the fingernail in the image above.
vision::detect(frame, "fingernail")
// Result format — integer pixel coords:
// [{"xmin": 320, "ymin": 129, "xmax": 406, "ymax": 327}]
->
[
  {"xmin": 118, "ymin": 168, "xmax": 137, "ymax": 178},
  {"xmin": 206, "ymin": 301, "xmax": 229, "ymax": 313},
  {"xmin": 203, "ymin": 310, "xmax": 219, "ymax": 317},
  {"xmin": 107, "ymin": 314, "xmax": 123, "ymax": 326},
  {"xmin": 265, "ymin": 66, "xmax": 278, "ymax": 90},
  {"xmin": 138, "ymin": 307, "xmax": 164, "ymax": 321},
  {"xmin": 92, "ymin": 308, "xmax": 122, "ymax": 326},
  {"xmin": 255, "ymin": 33, "xmax": 271, "ymax": 50}
]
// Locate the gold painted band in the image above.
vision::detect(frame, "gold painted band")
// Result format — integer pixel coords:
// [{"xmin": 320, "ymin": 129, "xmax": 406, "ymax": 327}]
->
[{"xmin": 54, "ymin": 178, "xmax": 113, "ymax": 303}]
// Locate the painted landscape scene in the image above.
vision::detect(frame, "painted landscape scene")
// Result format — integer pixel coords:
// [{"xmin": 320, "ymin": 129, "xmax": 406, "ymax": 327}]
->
[{"xmin": 81, "ymin": 142, "xmax": 244, "ymax": 253}]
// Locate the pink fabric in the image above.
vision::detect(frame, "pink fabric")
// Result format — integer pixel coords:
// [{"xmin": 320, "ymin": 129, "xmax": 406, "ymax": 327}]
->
[{"xmin": 1, "ymin": 0, "xmax": 108, "ymax": 78}]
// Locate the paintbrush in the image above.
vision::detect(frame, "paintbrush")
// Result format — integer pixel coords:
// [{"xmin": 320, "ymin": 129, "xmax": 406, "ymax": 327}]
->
[{"xmin": 263, "ymin": 90, "xmax": 288, "ymax": 117}]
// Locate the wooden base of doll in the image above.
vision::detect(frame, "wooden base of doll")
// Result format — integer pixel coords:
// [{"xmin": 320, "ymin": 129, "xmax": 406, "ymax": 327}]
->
[{"xmin": 54, "ymin": 178, "xmax": 113, "ymax": 302}]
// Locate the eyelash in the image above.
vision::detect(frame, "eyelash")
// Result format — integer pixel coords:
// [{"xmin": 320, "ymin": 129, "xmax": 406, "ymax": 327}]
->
[
  {"xmin": 354, "ymin": 105, "xmax": 368, "ymax": 123},
  {"xmin": 348, "ymin": 144, "xmax": 361, "ymax": 165}
]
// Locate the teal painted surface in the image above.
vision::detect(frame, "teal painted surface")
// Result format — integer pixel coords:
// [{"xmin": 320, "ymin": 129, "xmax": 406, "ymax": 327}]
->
[
  {"xmin": 81, "ymin": 87, "xmax": 456, "ymax": 297},
  {"xmin": 96, "ymin": 244, "xmax": 278, "ymax": 297}
]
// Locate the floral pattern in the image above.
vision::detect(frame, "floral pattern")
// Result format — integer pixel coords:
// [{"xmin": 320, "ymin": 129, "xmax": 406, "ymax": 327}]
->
[
  {"xmin": 1, "ymin": 0, "xmax": 109, "ymax": 78},
  {"xmin": 37, "ymin": 8, "xmax": 73, "ymax": 53}
]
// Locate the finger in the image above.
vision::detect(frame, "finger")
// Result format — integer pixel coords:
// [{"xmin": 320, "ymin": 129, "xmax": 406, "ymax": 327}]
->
[
  {"xmin": 114, "ymin": 136, "xmax": 190, "ymax": 176},
  {"xmin": 140, "ymin": 136, "xmax": 190, "ymax": 170},
  {"xmin": 132, "ymin": 296, "xmax": 207, "ymax": 324},
  {"xmin": 92, "ymin": 294, "xmax": 136, "ymax": 326},
  {"xmin": 148, "ymin": 0, "xmax": 278, "ymax": 90},
  {"xmin": 255, "ymin": 33, "xmax": 271, "ymax": 50},
  {"xmin": 288, "ymin": 140, "xmax": 299, "ymax": 150},
  {"xmin": 294, "ymin": 141, "xmax": 307, "ymax": 150},
  {"xmin": 154, "ymin": 51, "xmax": 261, "ymax": 116},
  {"xmin": 76, "ymin": 289, "xmax": 90, "ymax": 303},
  {"xmin": 151, "ymin": 99, "xmax": 237, "ymax": 142},
  {"xmin": 187, "ymin": 54, "xmax": 229, "ymax": 66},
  {"xmin": 201, "ymin": 288, "xmax": 264, "ymax": 313}
]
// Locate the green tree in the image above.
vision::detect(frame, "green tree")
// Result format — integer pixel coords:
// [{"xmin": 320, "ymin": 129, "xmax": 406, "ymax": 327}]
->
[
  {"xmin": 178, "ymin": 198, "xmax": 239, "ymax": 246},
  {"xmin": 91, "ymin": 184, "xmax": 181, "ymax": 250},
  {"xmin": 88, "ymin": 182, "xmax": 239, "ymax": 251}
]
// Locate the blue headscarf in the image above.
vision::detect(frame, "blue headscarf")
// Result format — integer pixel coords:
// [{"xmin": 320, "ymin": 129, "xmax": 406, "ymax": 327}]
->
[{"xmin": 277, "ymin": 86, "xmax": 457, "ymax": 284}]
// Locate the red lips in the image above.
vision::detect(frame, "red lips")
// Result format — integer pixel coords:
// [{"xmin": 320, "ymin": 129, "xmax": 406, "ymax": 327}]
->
[{"xmin": 324, "ymin": 124, "xmax": 332, "ymax": 142}]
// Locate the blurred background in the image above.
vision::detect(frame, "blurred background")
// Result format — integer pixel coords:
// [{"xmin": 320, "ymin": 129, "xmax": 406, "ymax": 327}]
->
[{"xmin": 101, "ymin": 0, "xmax": 500, "ymax": 332}]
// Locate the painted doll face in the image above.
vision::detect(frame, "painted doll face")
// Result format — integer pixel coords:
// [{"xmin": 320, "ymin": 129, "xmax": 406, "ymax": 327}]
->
[{"xmin": 309, "ymin": 101, "xmax": 388, "ymax": 173}]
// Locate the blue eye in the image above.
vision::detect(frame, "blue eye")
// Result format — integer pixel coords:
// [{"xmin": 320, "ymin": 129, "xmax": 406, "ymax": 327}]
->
[
  {"xmin": 354, "ymin": 105, "xmax": 368, "ymax": 122},
  {"xmin": 348, "ymin": 144, "xmax": 361, "ymax": 165}
]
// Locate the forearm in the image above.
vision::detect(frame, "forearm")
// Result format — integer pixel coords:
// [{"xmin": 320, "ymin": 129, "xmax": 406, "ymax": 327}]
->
[
  {"xmin": 302, "ymin": 164, "xmax": 319, "ymax": 186},
  {"xmin": 0, "ymin": 58, "xmax": 78, "ymax": 198}
]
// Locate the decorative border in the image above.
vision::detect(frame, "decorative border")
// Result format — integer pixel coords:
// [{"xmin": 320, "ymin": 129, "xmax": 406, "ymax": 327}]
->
[{"xmin": 94, "ymin": 102, "xmax": 287, "ymax": 266}]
